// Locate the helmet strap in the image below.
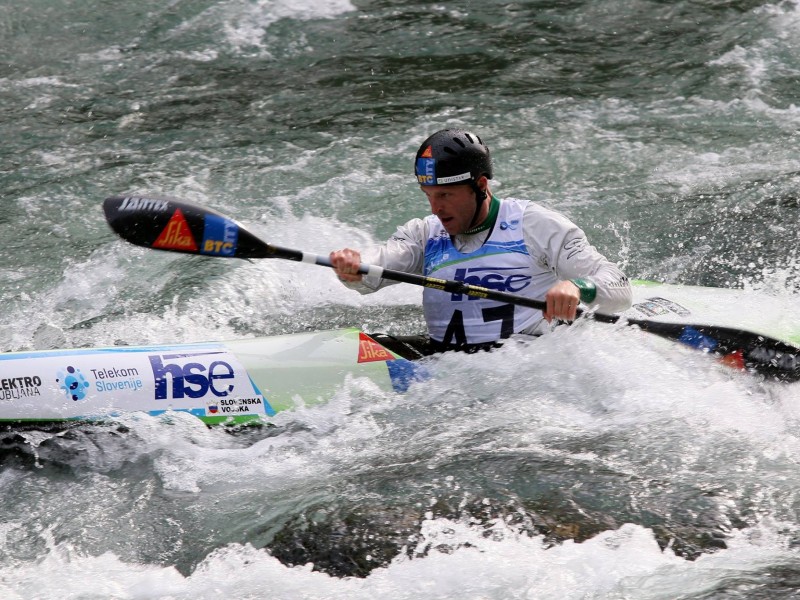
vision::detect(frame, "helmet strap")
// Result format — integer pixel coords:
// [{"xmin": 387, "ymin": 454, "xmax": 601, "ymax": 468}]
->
[
  {"xmin": 463, "ymin": 187, "xmax": 498, "ymax": 236},
  {"xmin": 466, "ymin": 179, "xmax": 488, "ymax": 230}
]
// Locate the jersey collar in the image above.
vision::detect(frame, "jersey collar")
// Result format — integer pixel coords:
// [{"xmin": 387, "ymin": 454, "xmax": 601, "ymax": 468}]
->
[{"xmin": 462, "ymin": 195, "xmax": 500, "ymax": 236}]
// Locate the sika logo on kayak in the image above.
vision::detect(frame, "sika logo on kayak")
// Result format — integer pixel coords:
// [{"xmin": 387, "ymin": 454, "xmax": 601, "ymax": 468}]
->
[
  {"xmin": 357, "ymin": 332, "xmax": 395, "ymax": 363},
  {"xmin": 451, "ymin": 266, "xmax": 532, "ymax": 300},
  {"xmin": 149, "ymin": 352, "xmax": 235, "ymax": 400}
]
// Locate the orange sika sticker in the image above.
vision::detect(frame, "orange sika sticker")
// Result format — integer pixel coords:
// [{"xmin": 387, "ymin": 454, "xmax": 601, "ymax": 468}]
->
[
  {"xmin": 420, "ymin": 145, "xmax": 433, "ymax": 158},
  {"xmin": 153, "ymin": 209, "xmax": 198, "ymax": 251},
  {"xmin": 357, "ymin": 332, "xmax": 395, "ymax": 363}
]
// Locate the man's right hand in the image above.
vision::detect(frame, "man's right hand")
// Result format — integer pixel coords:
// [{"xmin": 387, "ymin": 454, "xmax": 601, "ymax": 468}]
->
[{"xmin": 329, "ymin": 248, "xmax": 363, "ymax": 282}]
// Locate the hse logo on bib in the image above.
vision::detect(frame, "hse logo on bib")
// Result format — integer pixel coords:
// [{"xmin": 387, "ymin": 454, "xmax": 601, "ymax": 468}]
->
[{"xmin": 451, "ymin": 266, "xmax": 532, "ymax": 300}]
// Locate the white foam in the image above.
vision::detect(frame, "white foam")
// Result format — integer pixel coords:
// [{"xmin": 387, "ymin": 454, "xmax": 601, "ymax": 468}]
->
[
  {"xmin": 0, "ymin": 76, "xmax": 79, "ymax": 91},
  {"xmin": 166, "ymin": 0, "xmax": 357, "ymax": 55},
  {"xmin": 0, "ymin": 519, "xmax": 794, "ymax": 600},
  {"xmin": 2, "ymin": 316, "xmax": 799, "ymax": 598}
]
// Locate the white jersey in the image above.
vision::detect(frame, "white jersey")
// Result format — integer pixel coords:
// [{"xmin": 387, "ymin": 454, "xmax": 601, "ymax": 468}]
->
[
  {"xmin": 422, "ymin": 199, "xmax": 541, "ymax": 344},
  {"xmin": 344, "ymin": 196, "xmax": 632, "ymax": 339}
]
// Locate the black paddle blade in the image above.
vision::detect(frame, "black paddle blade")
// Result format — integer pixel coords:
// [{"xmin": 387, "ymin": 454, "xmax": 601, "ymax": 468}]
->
[
  {"xmin": 103, "ymin": 195, "xmax": 274, "ymax": 259},
  {"xmin": 628, "ymin": 318, "xmax": 800, "ymax": 382}
]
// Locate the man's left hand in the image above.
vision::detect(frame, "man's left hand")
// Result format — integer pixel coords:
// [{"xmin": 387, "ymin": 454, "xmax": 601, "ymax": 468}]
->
[{"xmin": 543, "ymin": 280, "xmax": 581, "ymax": 322}]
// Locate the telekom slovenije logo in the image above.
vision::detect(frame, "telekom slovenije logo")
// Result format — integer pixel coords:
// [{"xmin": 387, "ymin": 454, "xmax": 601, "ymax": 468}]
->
[{"xmin": 56, "ymin": 366, "xmax": 91, "ymax": 401}]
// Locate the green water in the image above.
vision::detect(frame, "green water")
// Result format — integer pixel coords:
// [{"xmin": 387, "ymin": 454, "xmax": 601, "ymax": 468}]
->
[{"xmin": 1, "ymin": 1, "xmax": 800, "ymax": 597}]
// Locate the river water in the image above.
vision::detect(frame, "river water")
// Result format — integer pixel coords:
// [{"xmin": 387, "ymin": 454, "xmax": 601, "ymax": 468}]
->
[{"xmin": 2, "ymin": 0, "xmax": 800, "ymax": 598}]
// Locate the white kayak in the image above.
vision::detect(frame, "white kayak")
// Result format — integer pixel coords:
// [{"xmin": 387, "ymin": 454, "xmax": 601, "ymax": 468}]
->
[{"xmin": 0, "ymin": 280, "xmax": 797, "ymax": 426}]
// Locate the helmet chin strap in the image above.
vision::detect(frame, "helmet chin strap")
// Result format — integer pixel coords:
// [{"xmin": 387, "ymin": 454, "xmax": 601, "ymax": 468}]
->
[{"xmin": 467, "ymin": 179, "xmax": 488, "ymax": 229}]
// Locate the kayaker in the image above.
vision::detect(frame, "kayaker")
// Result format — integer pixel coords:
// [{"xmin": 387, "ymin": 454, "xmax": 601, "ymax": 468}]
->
[{"xmin": 330, "ymin": 128, "xmax": 632, "ymax": 352}]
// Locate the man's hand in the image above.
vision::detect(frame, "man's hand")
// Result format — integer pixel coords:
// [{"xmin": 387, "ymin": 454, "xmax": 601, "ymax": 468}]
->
[
  {"xmin": 329, "ymin": 248, "xmax": 363, "ymax": 282},
  {"xmin": 543, "ymin": 280, "xmax": 581, "ymax": 322}
]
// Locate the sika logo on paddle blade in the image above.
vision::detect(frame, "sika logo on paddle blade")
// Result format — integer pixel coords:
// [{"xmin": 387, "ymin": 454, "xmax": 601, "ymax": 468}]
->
[
  {"xmin": 153, "ymin": 209, "xmax": 198, "ymax": 251},
  {"xmin": 357, "ymin": 333, "xmax": 395, "ymax": 363}
]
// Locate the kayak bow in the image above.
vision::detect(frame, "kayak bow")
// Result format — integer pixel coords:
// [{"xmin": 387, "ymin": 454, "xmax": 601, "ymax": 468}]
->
[{"xmin": 0, "ymin": 329, "xmax": 421, "ymax": 425}]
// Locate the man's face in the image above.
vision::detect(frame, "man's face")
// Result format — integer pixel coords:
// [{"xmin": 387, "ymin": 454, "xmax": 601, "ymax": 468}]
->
[{"xmin": 420, "ymin": 183, "xmax": 477, "ymax": 235}]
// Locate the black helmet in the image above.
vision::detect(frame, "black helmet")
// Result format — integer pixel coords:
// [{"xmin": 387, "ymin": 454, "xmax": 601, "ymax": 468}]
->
[{"xmin": 414, "ymin": 129, "xmax": 493, "ymax": 186}]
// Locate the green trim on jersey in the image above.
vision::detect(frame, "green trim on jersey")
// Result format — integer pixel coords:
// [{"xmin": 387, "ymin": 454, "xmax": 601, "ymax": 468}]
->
[{"xmin": 463, "ymin": 195, "xmax": 500, "ymax": 235}]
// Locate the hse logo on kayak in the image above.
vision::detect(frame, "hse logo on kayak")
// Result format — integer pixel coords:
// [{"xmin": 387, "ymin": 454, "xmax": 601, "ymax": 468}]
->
[
  {"xmin": 451, "ymin": 266, "xmax": 532, "ymax": 300},
  {"xmin": 201, "ymin": 213, "xmax": 238, "ymax": 257},
  {"xmin": 0, "ymin": 375, "xmax": 43, "ymax": 402},
  {"xmin": 149, "ymin": 351, "xmax": 237, "ymax": 400}
]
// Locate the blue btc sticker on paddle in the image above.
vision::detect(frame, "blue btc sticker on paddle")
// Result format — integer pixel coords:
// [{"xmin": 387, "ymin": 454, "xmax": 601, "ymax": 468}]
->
[{"xmin": 201, "ymin": 214, "xmax": 239, "ymax": 256}]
